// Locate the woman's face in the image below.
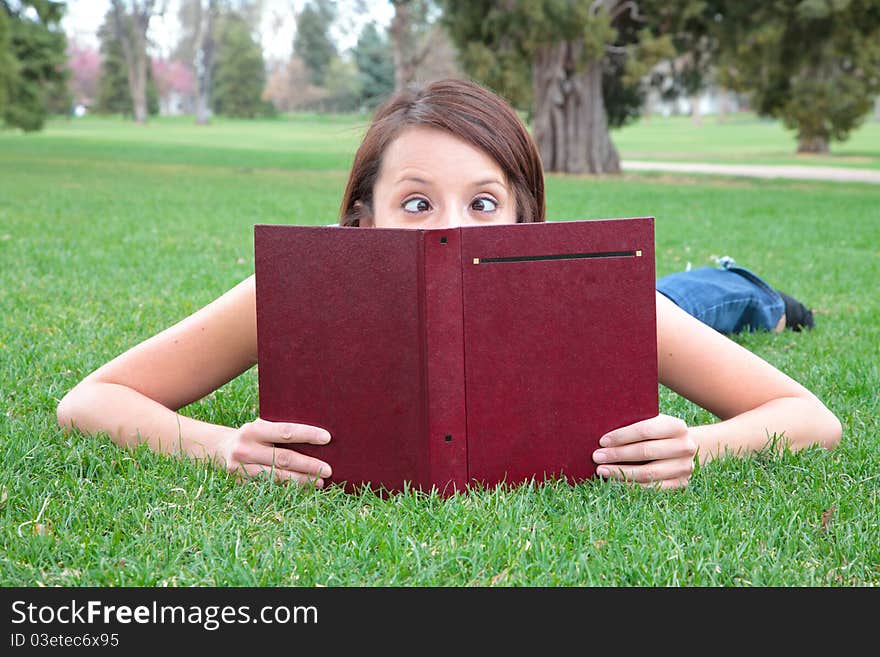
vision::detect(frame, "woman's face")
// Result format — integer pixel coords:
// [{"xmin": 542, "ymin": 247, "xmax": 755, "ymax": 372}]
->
[{"xmin": 364, "ymin": 126, "xmax": 517, "ymax": 229}]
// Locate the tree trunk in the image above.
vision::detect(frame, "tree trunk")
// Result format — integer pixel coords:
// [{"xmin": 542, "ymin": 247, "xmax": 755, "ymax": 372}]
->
[
  {"xmin": 389, "ymin": 0, "xmax": 435, "ymax": 91},
  {"xmin": 111, "ymin": 0, "xmax": 153, "ymax": 124},
  {"xmin": 717, "ymin": 89, "xmax": 729, "ymax": 124},
  {"xmin": 131, "ymin": 29, "xmax": 148, "ymax": 123},
  {"xmin": 193, "ymin": 0, "xmax": 216, "ymax": 125},
  {"xmin": 390, "ymin": 1, "xmax": 411, "ymax": 91},
  {"xmin": 643, "ymin": 89, "xmax": 654, "ymax": 125},
  {"xmin": 690, "ymin": 93, "xmax": 702, "ymax": 127},
  {"xmin": 797, "ymin": 135, "xmax": 829, "ymax": 154},
  {"xmin": 532, "ymin": 41, "xmax": 620, "ymax": 175}
]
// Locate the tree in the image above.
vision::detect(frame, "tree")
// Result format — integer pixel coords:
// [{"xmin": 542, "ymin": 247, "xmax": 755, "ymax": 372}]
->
[
  {"xmin": 263, "ymin": 57, "xmax": 306, "ymax": 111},
  {"xmin": 323, "ymin": 55, "xmax": 362, "ymax": 112},
  {"xmin": 262, "ymin": 56, "xmax": 328, "ymax": 111},
  {"xmin": 96, "ymin": 12, "xmax": 132, "ymax": 114},
  {"xmin": 405, "ymin": 18, "xmax": 461, "ymax": 84},
  {"xmin": 389, "ymin": 0, "xmax": 443, "ymax": 91},
  {"xmin": 95, "ymin": 10, "xmax": 159, "ymax": 117},
  {"xmin": 351, "ymin": 21, "xmax": 394, "ymax": 109},
  {"xmin": 709, "ymin": 0, "xmax": 880, "ymax": 153},
  {"xmin": 293, "ymin": 0, "xmax": 337, "ymax": 86},
  {"xmin": 0, "ymin": 9, "xmax": 14, "ymax": 117},
  {"xmin": 1, "ymin": 0, "xmax": 70, "ymax": 131},
  {"xmin": 175, "ymin": 0, "xmax": 219, "ymax": 124},
  {"xmin": 442, "ymin": 1, "xmax": 674, "ymax": 175},
  {"xmin": 108, "ymin": 0, "xmax": 161, "ymax": 124},
  {"xmin": 172, "ymin": 0, "xmax": 200, "ymax": 114},
  {"xmin": 642, "ymin": 2, "xmax": 719, "ymax": 127},
  {"xmin": 212, "ymin": 10, "xmax": 270, "ymax": 117}
]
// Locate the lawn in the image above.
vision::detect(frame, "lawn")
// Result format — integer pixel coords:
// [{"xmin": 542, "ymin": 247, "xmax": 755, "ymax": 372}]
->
[
  {"xmin": 614, "ymin": 111, "xmax": 880, "ymax": 170},
  {"xmin": 1, "ymin": 114, "xmax": 878, "ymax": 586}
]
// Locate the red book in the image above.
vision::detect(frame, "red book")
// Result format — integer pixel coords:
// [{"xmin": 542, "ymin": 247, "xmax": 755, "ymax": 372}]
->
[{"xmin": 254, "ymin": 217, "xmax": 658, "ymax": 494}]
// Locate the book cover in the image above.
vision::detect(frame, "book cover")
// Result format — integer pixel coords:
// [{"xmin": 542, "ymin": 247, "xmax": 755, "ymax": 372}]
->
[{"xmin": 255, "ymin": 218, "xmax": 658, "ymax": 494}]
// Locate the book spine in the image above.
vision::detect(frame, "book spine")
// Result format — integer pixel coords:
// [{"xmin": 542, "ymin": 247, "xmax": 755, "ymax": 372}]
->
[{"xmin": 422, "ymin": 229, "xmax": 468, "ymax": 494}]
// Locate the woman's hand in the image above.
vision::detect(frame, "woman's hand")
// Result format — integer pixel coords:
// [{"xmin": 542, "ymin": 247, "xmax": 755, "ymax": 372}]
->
[
  {"xmin": 591, "ymin": 414, "xmax": 697, "ymax": 489},
  {"xmin": 220, "ymin": 418, "xmax": 333, "ymax": 486}
]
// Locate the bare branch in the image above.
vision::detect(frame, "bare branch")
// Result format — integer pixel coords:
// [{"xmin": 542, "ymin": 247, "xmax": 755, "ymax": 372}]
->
[{"xmin": 410, "ymin": 24, "xmax": 443, "ymax": 71}]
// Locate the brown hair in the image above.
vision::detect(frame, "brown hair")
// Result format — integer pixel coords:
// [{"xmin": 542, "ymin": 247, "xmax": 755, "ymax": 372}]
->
[{"xmin": 339, "ymin": 78, "xmax": 545, "ymax": 226}]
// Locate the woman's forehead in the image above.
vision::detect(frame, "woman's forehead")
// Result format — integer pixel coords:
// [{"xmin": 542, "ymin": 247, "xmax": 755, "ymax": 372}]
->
[{"xmin": 380, "ymin": 126, "xmax": 507, "ymax": 181}]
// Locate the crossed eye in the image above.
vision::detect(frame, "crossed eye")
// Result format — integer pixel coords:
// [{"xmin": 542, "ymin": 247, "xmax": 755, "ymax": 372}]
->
[
  {"xmin": 403, "ymin": 197, "xmax": 431, "ymax": 213},
  {"xmin": 402, "ymin": 196, "xmax": 498, "ymax": 213},
  {"xmin": 471, "ymin": 197, "xmax": 498, "ymax": 212}
]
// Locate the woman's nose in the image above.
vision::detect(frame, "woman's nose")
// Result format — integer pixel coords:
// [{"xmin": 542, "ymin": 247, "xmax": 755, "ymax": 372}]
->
[{"xmin": 434, "ymin": 206, "xmax": 466, "ymax": 228}]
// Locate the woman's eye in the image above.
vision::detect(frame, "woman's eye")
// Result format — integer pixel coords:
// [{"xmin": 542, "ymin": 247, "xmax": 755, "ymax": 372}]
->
[
  {"xmin": 403, "ymin": 198, "xmax": 431, "ymax": 213},
  {"xmin": 471, "ymin": 197, "xmax": 498, "ymax": 212}
]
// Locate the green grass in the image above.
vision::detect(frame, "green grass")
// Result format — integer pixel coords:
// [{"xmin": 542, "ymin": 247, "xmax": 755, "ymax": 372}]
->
[
  {"xmin": 612, "ymin": 112, "xmax": 880, "ymax": 169},
  {"xmin": 1, "ymin": 114, "xmax": 878, "ymax": 586}
]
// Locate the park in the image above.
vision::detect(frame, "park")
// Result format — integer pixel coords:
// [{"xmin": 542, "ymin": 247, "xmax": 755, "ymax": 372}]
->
[{"xmin": 1, "ymin": 1, "xmax": 878, "ymax": 592}]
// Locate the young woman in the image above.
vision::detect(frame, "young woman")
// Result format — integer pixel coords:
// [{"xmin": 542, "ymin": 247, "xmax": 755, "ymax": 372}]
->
[{"xmin": 56, "ymin": 78, "xmax": 841, "ymax": 490}]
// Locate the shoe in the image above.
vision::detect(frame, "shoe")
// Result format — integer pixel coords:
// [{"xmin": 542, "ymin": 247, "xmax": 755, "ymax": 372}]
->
[{"xmin": 778, "ymin": 291, "xmax": 814, "ymax": 331}]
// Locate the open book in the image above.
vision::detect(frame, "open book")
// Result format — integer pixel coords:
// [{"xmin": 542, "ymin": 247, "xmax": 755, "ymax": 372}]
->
[{"xmin": 255, "ymin": 217, "xmax": 658, "ymax": 494}]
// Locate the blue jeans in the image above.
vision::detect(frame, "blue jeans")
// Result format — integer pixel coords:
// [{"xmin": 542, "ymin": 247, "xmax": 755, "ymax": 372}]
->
[{"xmin": 656, "ymin": 259, "xmax": 785, "ymax": 334}]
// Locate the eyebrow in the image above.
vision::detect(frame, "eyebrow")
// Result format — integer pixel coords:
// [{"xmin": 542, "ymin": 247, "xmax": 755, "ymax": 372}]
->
[
  {"xmin": 471, "ymin": 178, "xmax": 507, "ymax": 188},
  {"xmin": 393, "ymin": 176, "xmax": 507, "ymax": 188},
  {"xmin": 395, "ymin": 176, "xmax": 431, "ymax": 185}
]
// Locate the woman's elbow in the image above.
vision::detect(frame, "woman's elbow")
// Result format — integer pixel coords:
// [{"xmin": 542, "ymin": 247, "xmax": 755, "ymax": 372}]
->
[
  {"xmin": 822, "ymin": 407, "xmax": 843, "ymax": 450},
  {"xmin": 56, "ymin": 383, "xmax": 88, "ymax": 433},
  {"xmin": 804, "ymin": 396, "xmax": 843, "ymax": 450},
  {"xmin": 56, "ymin": 388, "xmax": 77, "ymax": 432}
]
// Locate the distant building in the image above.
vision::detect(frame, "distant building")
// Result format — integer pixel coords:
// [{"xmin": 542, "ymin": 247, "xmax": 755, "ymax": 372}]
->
[
  {"xmin": 644, "ymin": 85, "xmax": 744, "ymax": 118},
  {"xmin": 159, "ymin": 91, "xmax": 191, "ymax": 116}
]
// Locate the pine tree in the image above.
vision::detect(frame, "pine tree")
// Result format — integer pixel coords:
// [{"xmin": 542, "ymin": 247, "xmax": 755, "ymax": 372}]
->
[
  {"xmin": 708, "ymin": 0, "xmax": 880, "ymax": 153},
  {"xmin": 0, "ymin": 0, "xmax": 70, "ymax": 132},
  {"xmin": 351, "ymin": 22, "xmax": 394, "ymax": 110},
  {"xmin": 0, "ymin": 8, "xmax": 17, "ymax": 116},
  {"xmin": 212, "ymin": 11, "xmax": 269, "ymax": 118},
  {"xmin": 293, "ymin": 0, "xmax": 337, "ymax": 86}
]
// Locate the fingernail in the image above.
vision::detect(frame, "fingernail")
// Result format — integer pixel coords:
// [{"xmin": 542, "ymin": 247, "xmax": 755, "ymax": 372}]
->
[
  {"xmin": 593, "ymin": 449, "xmax": 609, "ymax": 463},
  {"xmin": 597, "ymin": 466, "xmax": 610, "ymax": 477},
  {"xmin": 599, "ymin": 435, "xmax": 609, "ymax": 447},
  {"xmin": 319, "ymin": 430, "xmax": 331, "ymax": 442}
]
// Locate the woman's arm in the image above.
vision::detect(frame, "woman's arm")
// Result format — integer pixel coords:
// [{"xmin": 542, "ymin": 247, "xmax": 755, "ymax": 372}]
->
[
  {"xmin": 592, "ymin": 292, "xmax": 842, "ymax": 488},
  {"xmin": 56, "ymin": 275, "xmax": 332, "ymax": 485},
  {"xmin": 656, "ymin": 292, "xmax": 841, "ymax": 457}
]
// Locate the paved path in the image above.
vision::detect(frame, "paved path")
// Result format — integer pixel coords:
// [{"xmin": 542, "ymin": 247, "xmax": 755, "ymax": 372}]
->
[{"xmin": 622, "ymin": 160, "xmax": 880, "ymax": 184}]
